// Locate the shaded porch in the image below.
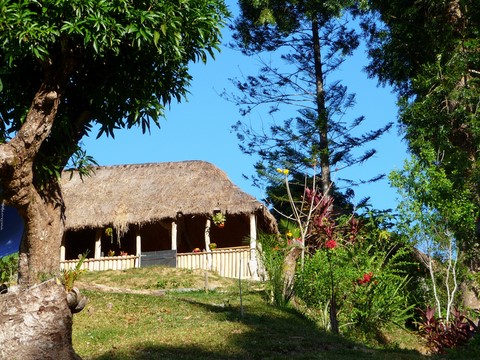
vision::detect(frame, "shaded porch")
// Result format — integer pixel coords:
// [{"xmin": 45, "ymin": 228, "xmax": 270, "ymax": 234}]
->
[
  {"xmin": 61, "ymin": 213, "xmax": 261, "ymax": 280},
  {"xmin": 60, "ymin": 246, "xmax": 258, "ymax": 280}
]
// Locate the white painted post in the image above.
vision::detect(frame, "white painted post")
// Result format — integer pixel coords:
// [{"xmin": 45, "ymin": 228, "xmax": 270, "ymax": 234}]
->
[
  {"xmin": 171, "ymin": 221, "xmax": 177, "ymax": 251},
  {"xmin": 136, "ymin": 234, "xmax": 141, "ymax": 268},
  {"xmin": 94, "ymin": 229, "xmax": 102, "ymax": 259},
  {"xmin": 249, "ymin": 213, "xmax": 259, "ymax": 280},
  {"xmin": 60, "ymin": 241, "xmax": 66, "ymax": 264},
  {"xmin": 205, "ymin": 218, "xmax": 212, "ymax": 270}
]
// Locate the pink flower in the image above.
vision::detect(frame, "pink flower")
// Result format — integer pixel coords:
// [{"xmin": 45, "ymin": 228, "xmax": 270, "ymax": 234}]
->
[{"xmin": 325, "ymin": 239, "xmax": 337, "ymax": 249}]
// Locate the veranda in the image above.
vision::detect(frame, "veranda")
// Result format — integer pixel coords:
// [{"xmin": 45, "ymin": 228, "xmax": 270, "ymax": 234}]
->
[{"xmin": 60, "ymin": 246, "xmax": 258, "ymax": 280}]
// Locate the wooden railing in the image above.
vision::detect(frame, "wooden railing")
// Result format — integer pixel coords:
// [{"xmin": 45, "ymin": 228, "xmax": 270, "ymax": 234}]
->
[
  {"xmin": 60, "ymin": 255, "xmax": 139, "ymax": 272},
  {"xmin": 176, "ymin": 246, "xmax": 253, "ymax": 280},
  {"xmin": 60, "ymin": 246, "xmax": 257, "ymax": 280}
]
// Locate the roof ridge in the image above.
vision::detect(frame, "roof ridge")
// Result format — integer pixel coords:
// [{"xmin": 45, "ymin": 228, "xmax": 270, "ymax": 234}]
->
[{"xmin": 65, "ymin": 160, "xmax": 216, "ymax": 172}]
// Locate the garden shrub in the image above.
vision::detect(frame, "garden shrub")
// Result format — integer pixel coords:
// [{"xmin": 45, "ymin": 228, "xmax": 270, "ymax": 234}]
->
[
  {"xmin": 418, "ymin": 306, "xmax": 480, "ymax": 354},
  {"xmin": 295, "ymin": 219, "xmax": 415, "ymax": 332},
  {"xmin": 257, "ymin": 233, "xmax": 292, "ymax": 307}
]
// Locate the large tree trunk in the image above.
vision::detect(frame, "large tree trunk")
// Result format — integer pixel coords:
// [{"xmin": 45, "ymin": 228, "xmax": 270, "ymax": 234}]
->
[
  {"xmin": 0, "ymin": 65, "xmax": 66, "ymax": 285},
  {"xmin": 17, "ymin": 189, "xmax": 64, "ymax": 286},
  {"xmin": 0, "ymin": 280, "xmax": 81, "ymax": 359},
  {"xmin": 0, "ymin": 60, "xmax": 80, "ymax": 357}
]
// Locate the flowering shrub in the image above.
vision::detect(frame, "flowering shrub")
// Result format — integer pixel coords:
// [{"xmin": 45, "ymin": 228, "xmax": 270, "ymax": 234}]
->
[
  {"xmin": 325, "ymin": 239, "xmax": 337, "ymax": 249},
  {"xmin": 295, "ymin": 201, "xmax": 415, "ymax": 332},
  {"xmin": 268, "ymin": 168, "xmax": 416, "ymax": 335},
  {"xmin": 357, "ymin": 272, "xmax": 373, "ymax": 285}
]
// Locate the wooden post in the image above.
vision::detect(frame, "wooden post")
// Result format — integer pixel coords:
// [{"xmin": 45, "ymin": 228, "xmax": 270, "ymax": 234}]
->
[
  {"xmin": 171, "ymin": 221, "xmax": 177, "ymax": 251},
  {"xmin": 94, "ymin": 228, "xmax": 102, "ymax": 259},
  {"xmin": 59, "ymin": 237, "xmax": 66, "ymax": 261},
  {"xmin": 59, "ymin": 238, "xmax": 66, "ymax": 268},
  {"xmin": 205, "ymin": 218, "xmax": 212, "ymax": 270},
  {"xmin": 249, "ymin": 213, "xmax": 259, "ymax": 280},
  {"xmin": 239, "ymin": 257, "xmax": 244, "ymax": 317},
  {"xmin": 135, "ymin": 233, "xmax": 141, "ymax": 268}
]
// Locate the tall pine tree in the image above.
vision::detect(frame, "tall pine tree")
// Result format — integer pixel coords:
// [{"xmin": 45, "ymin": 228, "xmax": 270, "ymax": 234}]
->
[{"xmin": 227, "ymin": 0, "xmax": 392, "ymax": 205}]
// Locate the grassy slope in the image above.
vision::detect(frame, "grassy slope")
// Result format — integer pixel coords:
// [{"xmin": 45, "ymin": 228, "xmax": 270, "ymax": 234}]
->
[{"xmin": 71, "ymin": 267, "xmax": 475, "ymax": 360}]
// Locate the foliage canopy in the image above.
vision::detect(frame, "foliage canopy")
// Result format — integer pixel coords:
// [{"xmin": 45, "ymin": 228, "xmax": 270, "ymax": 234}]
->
[{"xmin": 0, "ymin": 0, "xmax": 229, "ymax": 178}]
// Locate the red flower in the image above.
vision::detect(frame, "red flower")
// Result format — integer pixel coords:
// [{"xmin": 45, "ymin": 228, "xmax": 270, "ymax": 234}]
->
[
  {"xmin": 325, "ymin": 239, "xmax": 337, "ymax": 249},
  {"xmin": 357, "ymin": 272, "xmax": 374, "ymax": 285},
  {"xmin": 363, "ymin": 272, "xmax": 373, "ymax": 282}
]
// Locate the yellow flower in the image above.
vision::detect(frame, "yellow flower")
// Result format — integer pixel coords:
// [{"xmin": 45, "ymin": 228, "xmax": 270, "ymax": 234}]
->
[
  {"xmin": 276, "ymin": 168, "xmax": 283, "ymax": 173},
  {"xmin": 286, "ymin": 231, "xmax": 293, "ymax": 237},
  {"xmin": 283, "ymin": 169, "xmax": 289, "ymax": 175}
]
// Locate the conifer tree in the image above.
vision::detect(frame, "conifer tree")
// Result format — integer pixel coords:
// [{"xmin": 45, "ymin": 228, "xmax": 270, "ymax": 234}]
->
[{"xmin": 227, "ymin": 0, "xmax": 392, "ymax": 204}]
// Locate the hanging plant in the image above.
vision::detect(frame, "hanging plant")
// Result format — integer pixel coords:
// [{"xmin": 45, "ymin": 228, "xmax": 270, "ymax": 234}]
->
[
  {"xmin": 105, "ymin": 227, "xmax": 114, "ymax": 244},
  {"xmin": 212, "ymin": 212, "xmax": 226, "ymax": 227},
  {"xmin": 105, "ymin": 227, "xmax": 113, "ymax": 237}
]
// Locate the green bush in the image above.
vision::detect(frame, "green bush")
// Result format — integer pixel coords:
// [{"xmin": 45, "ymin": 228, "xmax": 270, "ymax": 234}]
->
[
  {"xmin": 0, "ymin": 253, "xmax": 18, "ymax": 284},
  {"xmin": 257, "ymin": 233, "xmax": 292, "ymax": 307},
  {"xmin": 295, "ymin": 238, "xmax": 415, "ymax": 332}
]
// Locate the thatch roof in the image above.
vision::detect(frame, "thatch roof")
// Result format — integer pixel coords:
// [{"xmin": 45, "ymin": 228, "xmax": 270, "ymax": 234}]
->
[{"xmin": 61, "ymin": 161, "xmax": 276, "ymax": 232}]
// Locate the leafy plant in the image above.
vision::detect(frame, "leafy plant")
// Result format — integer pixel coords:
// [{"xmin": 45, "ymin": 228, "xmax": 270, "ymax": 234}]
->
[
  {"xmin": 62, "ymin": 252, "xmax": 88, "ymax": 292},
  {"xmin": 418, "ymin": 306, "xmax": 480, "ymax": 354},
  {"xmin": 295, "ymin": 212, "xmax": 415, "ymax": 333},
  {"xmin": 105, "ymin": 227, "xmax": 113, "ymax": 237},
  {"xmin": 211, "ymin": 212, "xmax": 226, "ymax": 226},
  {"xmin": 0, "ymin": 253, "xmax": 18, "ymax": 284},
  {"xmin": 257, "ymin": 233, "xmax": 292, "ymax": 307}
]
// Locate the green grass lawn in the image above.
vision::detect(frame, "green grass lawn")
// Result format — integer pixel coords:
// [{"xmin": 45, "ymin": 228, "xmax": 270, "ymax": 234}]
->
[{"xmin": 72, "ymin": 267, "xmax": 478, "ymax": 360}]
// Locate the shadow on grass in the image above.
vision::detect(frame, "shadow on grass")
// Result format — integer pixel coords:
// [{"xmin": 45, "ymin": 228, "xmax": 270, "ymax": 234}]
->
[{"xmin": 91, "ymin": 295, "xmax": 427, "ymax": 360}]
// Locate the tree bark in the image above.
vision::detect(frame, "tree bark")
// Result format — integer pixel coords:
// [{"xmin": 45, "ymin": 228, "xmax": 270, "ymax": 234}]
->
[
  {"xmin": 0, "ymin": 59, "xmax": 80, "ymax": 357},
  {"xmin": 17, "ymin": 189, "xmax": 64, "ymax": 286},
  {"xmin": 0, "ymin": 64, "xmax": 68, "ymax": 285},
  {"xmin": 0, "ymin": 280, "xmax": 81, "ymax": 360},
  {"xmin": 311, "ymin": 18, "xmax": 332, "ymax": 196}
]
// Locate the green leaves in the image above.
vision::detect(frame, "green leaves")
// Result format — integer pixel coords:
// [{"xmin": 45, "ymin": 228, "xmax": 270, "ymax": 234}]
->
[
  {"xmin": 0, "ymin": 0, "xmax": 229, "ymax": 157},
  {"xmin": 364, "ymin": 0, "xmax": 479, "ymax": 267},
  {"xmin": 390, "ymin": 154, "xmax": 476, "ymax": 265},
  {"xmin": 0, "ymin": 0, "xmax": 229, "ymax": 203}
]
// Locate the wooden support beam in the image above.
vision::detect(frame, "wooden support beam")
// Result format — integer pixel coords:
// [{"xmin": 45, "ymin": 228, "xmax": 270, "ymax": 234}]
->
[
  {"xmin": 249, "ymin": 213, "xmax": 259, "ymax": 280},
  {"xmin": 94, "ymin": 228, "xmax": 102, "ymax": 259},
  {"xmin": 171, "ymin": 221, "xmax": 177, "ymax": 251},
  {"xmin": 205, "ymin": 218, "xmax": 212, "ymax": 270},
  {"xmin": 136, "ymin": 234, "xmax": 141, "ymax": 268},
  {"xmin": 60, "ymin": 240, "xmax": 66, "ymax": 262},
  {"xmin": 204, "ymin": 218, "xmax": 212, "ymax": 251}
]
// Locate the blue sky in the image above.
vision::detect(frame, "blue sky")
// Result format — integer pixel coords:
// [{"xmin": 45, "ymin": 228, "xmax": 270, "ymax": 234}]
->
[{"xmin": 82, "ymin": 2, "xmax": 409, "ymax": 212}]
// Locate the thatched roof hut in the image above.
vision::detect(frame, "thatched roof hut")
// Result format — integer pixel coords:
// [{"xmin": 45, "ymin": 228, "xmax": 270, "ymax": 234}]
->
[
  {"xmin": 60, "ymin": 160, "xmax": 277, "ymax": 267},
  {"xmin": 61, "ymin": 161, "xmax": 276, "ymax": 233}
]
